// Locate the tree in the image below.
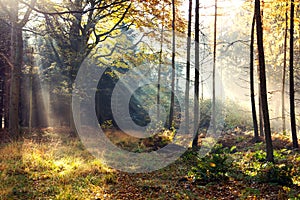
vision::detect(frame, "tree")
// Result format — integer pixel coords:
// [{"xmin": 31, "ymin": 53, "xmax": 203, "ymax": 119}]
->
[
  {"xmin": 37, "ymin": 0, "xmax": 131, "ymax": 132},
  {"xmin": 157, "ymin": 4, "xmax": 165, "ymax": 120},
  {"xmin": 0, "ymin": 0, "xmax": 36, "ymax": 135},
  {"xmin": 281, "ymin": 1, "xmax": 288, "ymax": 134},
  {"xmin": 289, "ymin": 0, "xmax": 299, "ymax": 149},
  {"xmin": 168, "ymin": 0, "xmax": 176, "ymax": 129},
  {"xmin": 250, "ymin": 12, "xmax": 259, "ymax": 141},
  {"xmin": 255, "ymin": 0, "xmax": 274, "ymax": 162},
  {"xmin": 0, "ymin": 13, "xmax": 11, "ymax": 129},
  {"xmin": 185, "ymin": 0, "xmax": 192, "ymax": 133},
  {"xmin": 192, "ymin": 0, "xmax": 200, "ymax": 148},
  {"xmin": 212, "ymin": 0, "xmax": 218, "ymax": 134}
]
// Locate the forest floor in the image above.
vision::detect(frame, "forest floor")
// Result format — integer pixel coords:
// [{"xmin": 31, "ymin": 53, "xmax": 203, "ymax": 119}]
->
[{"xmin": 0, "ymin": 127, "xmax": 299, "ymax": 199}]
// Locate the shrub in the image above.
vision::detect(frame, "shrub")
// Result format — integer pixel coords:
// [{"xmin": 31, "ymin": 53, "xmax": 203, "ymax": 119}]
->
[
  {"xmin": 189, "ymin": 144, "xmax": 234, "ymax": 183},
  {"xmin": 256, "ymin": 162, "xmax": 293, "ymax": 186}
]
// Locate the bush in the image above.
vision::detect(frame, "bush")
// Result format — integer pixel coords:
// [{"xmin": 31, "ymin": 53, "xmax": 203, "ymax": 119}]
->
[
  {"xmin": 256, "ymin": 162, "xmax": 293, "ymax": 186},
  {"xmin": 240, "ymin": 149, "xmax": 295, "ymax": 186},
  {"xmin": 189, "ymin": 144, "xmax": 234, "ymax": 183}
]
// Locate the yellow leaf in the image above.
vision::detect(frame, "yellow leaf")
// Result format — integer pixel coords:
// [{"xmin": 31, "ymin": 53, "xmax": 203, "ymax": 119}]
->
[{"xmin": 209, "ymin": 162, "xmax": 216, "ymax": 167}]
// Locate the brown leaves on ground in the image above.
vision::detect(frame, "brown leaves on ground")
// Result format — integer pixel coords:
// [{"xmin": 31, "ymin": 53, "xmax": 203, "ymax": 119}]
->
[{"xmin": 0, "ymin": 128, "xmax": 299, "ymax": 199}]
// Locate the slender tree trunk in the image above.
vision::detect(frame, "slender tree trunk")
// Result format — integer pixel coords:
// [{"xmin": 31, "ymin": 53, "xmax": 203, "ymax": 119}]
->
[
  {"xmin": 255, "ymin": 0, "xmax": 274, "ymax": 162},
  {"xmin": 157, "ymin": 4, "xmax": 165, "ymax": 120},
  {"xmin": 185, "ymin": 0, "xmax": 192, "ymax": 134},
  {"xmin": 168, "ymin": 0, "xmax": 176, "ymax": 129},
  {"xmin": 259, "ymin": 0, "xmax": 265, "ymax": 138},
  {"xmin": 250, "ymin": 13, "xmax": 259, "ymax": 141},
  {"xmin": 192, "ymin": 0, "xmax": 200, "ymax": 147},
  {"xmin": 282, "ymin": 2, "xmax": 288, "ymax": 134},
  {"xmin": 29, "ymin": 58, "xmax": 33, "ymax": 133},
  {"xmin": 289, "ymin": 0, "xmax": 299, "ymax": 149},
  {"xmin": 259, "ymin": 91, "xmax": 264, "ymax": 136},
  {"xmin": 212, "ymin": 0, "xmax": 217, "ymax": 134}
]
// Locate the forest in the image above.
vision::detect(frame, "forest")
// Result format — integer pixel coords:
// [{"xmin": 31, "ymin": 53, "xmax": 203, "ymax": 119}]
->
[{"xmin": 0, "ymin": 0, "xmax": 299, "ymax": 199}]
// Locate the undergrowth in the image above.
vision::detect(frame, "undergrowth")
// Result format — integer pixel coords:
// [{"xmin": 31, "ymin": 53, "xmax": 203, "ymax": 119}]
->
[{"xmin": 0, "ymin": 133, "xmax": 113, "ymax": 199}]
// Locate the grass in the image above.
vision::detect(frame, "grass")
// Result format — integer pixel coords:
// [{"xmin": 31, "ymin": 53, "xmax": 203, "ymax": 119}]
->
[
  {"xmin": 0, "ymin": 130, "xmax": 113, "ymax": 200},
  {"xmin": 0, "ymin": 128, "xmax": 299, "ymax": 199}
]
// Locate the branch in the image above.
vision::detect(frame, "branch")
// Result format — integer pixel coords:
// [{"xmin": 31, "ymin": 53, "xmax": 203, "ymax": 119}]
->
[
  {"xmin": 95, "ymin": 3, "xmax": 131, "ymax": 39},
  {"xmin": 0, "ymin": 53, "xmax": 14, "ymax": 70},
  {"xmin": 19, "ymin": 0, "xmax": 129, "ymax": 15},
  {"xmin": 220, "ymin": 40, "xmax": 251, "ymax": 52},
  {"xmin": 18, "ymin": 0, "xmax": 37, "ymax": 27}
]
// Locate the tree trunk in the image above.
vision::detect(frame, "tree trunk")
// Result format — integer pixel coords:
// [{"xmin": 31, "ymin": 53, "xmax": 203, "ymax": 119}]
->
[
  {"xmin": 157, "ymin": 3, "xmax": 165, "ymax": 121},
  {"xmin": 212, "ymin": 0, "xmax": 217, "ymax": 134},
  {"xmin": 282, "ymin": 2, "xmax": 288, "ymax": 134},
  {"xmin": 192, "ymin": 0, "xmax": 200, "ymax": 147},
  {"xmin": 259, "ymin": 92, "xmax": 264, "ymax": 136},
  {"xmin": 4, "ymin": 64, "xmax": 10, "ymax": 129},
  {"xmin": 289, "ymin": 0, "xmax": 299, "ymax": 149},
  {"xmin": 29, "ymin": 65, "xmax": 33, "ymax": 132},
  {"xmin": 255, "ymin": 0, "xmax": 274, "ymax": 162},
  {"xmin": 185, "ymin": 0, "xmax": 192, "ymax": 134},
  {"xmin": 9, "ymin": 20, "xmax": 22, "ymax": 136},
  {"xmin": 168, "ymin": 0, "xmax": 176, "ymax": 129},
  {"xmin": 250, "ymin": 13, "xmax": 259, "ymax": 141}
]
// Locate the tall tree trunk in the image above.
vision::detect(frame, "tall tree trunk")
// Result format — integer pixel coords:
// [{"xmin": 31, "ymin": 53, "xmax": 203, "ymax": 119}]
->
[
  {"xmin": 289, "ymin": 0, "xmax": 299, "ymax": 149},
  {"xmin": 9, "ymin": 16, "xmax": 22, "ymax": 136},
  {"xmin": 250, "ymin": 13, "xmax": 259, "ymax": 141},
  {"xmin": 157, "ymin": 4, "xmax": 165, "ymax": 121},
  {"xmin": 192, "ymin": 0, "xmax": 200, "ymax": 147},
  {"xmin": 185, "ymin": 0, "xmax": 192, "ymax": 134},
  {"xmin": 282, "ymin": 2, "xmax": 288, "ymax": 134},
  {"xmin": 5, "ymin": 0, "xmax": 35, "ymax": 135},
  {"xmin": 168, "ymin": 0, "xmax": 176, "ymax": 129},
  {"xmin": 255, "ymin": 0, "xmax": 274, "ymax": 162},
  {"xmin": 0, "ymin": 53, "xmax": 11, "ymax": 129},
  {"xmin": 212, "ymin": 0, "xmax": 217, "ymax": 134}
]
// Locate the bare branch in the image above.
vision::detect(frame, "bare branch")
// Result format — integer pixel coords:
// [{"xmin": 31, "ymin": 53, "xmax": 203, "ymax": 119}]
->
[
  {"xmin": 18, "ymin": 0, "xmax": 37, "ymax": 27},
  {"xmin": 0, "ymin": 53, "xmax": 14, "ymax": 70}
]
